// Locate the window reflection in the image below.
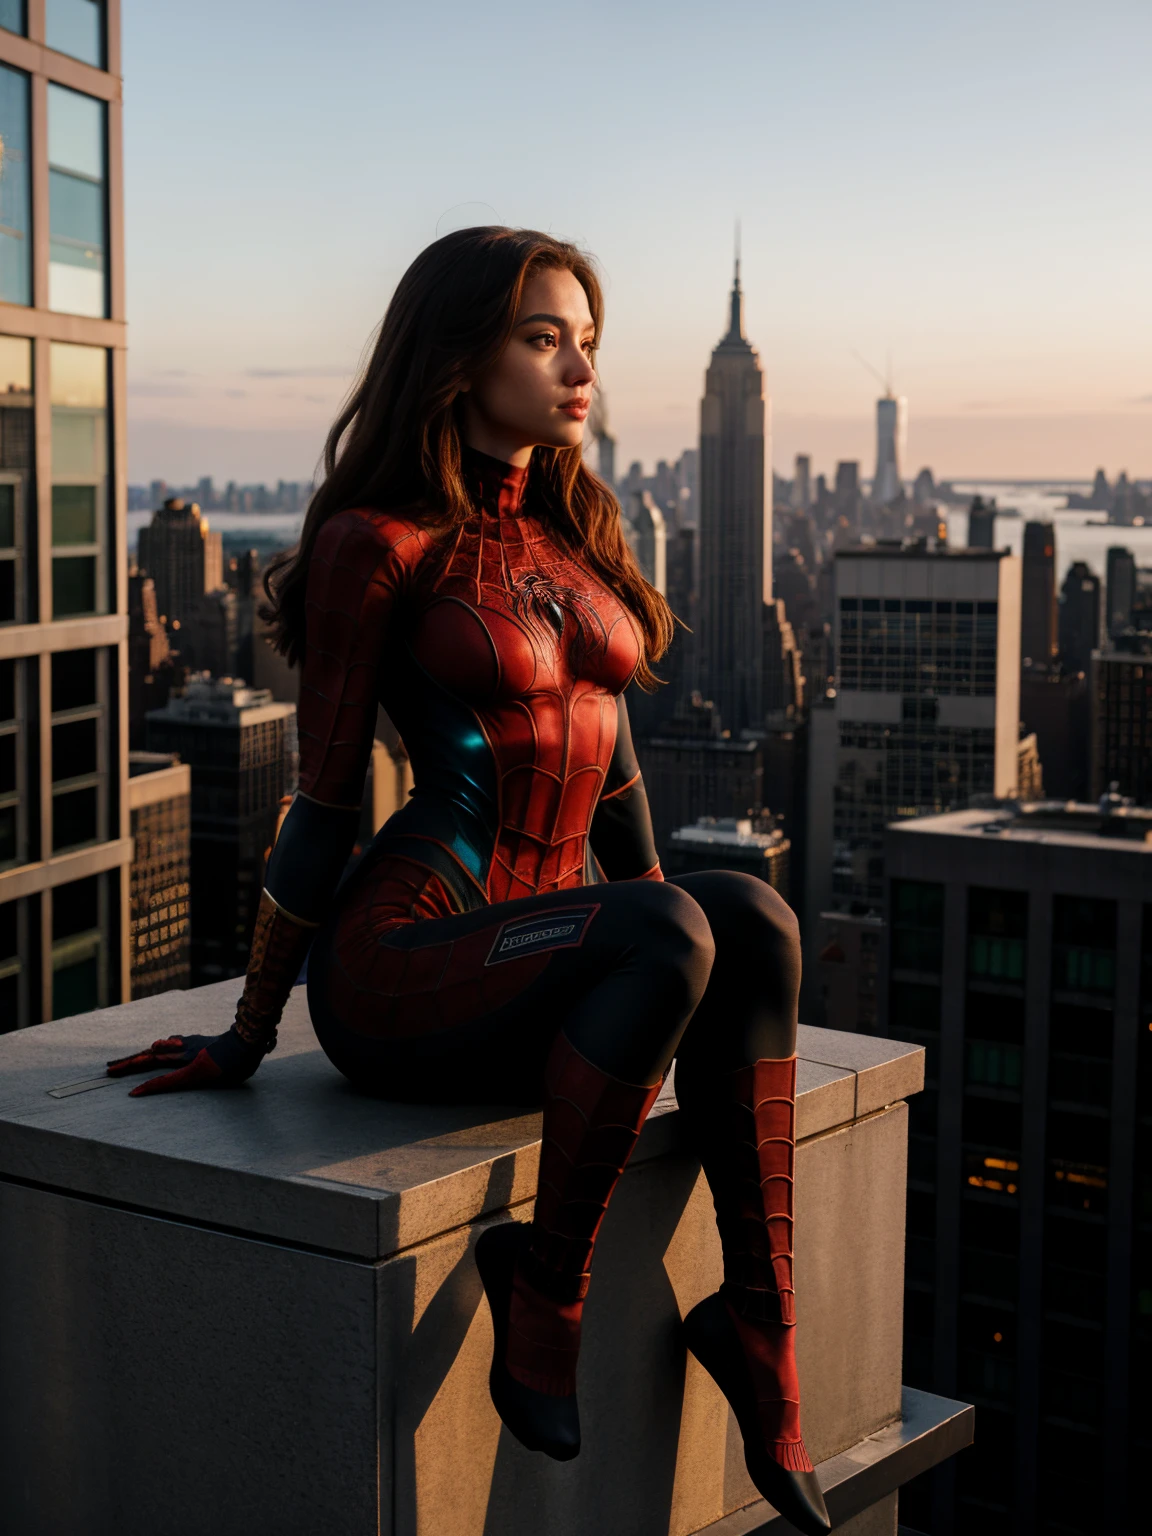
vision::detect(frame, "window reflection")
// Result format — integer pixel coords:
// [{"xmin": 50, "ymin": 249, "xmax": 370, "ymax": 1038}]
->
[
  {"xmin": 47, "ymin": 0, "xmax": 103, "ymax": 67},
  {"xmin": 0, "ymin": 3, "xmax": 25, "ymax": 39},
  {"xmin": 51, "ymin": 342, "xmax": 108, "ymax": 617},
  {"xmin": 0, "ymin": 64, "xmax": 31, "ymax": 306},
  {"xmin": 48, "ymin": 84, "xmax": 107, "ymax": 318}
]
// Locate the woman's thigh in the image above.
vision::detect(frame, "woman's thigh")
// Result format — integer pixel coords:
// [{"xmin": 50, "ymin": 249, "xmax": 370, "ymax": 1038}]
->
[{"xmin": 307, "ymin": 861, "xmax": 707, "ymax": 1103}]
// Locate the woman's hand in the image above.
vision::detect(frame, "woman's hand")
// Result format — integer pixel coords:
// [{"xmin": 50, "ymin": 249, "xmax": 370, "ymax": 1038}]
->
[{"xmin": 106, "ymin": 1027, "xmax": 272, "ymax": 1097}]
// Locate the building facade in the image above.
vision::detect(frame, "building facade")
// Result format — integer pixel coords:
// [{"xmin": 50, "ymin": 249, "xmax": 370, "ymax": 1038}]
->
[
  {"xmin": 136, "ymin": 497, "xmax": 222, "ymax": 630},
  {"xmin": 635, "ymin": 691, "xmax": 763, "ymax": 860},
  {"xmin": 663, "ymin": 813, "xmax": 789, "ymax": 896},
  {"xmin": 883, "ymin": 801, "xmax": 1151, "ymax": 1535},
  {"xmin": 1091, "ymin": 637, "xmax": 1152, "ymax": 804},
  {"xmin": 126, "ymin": 749, "xmax": 190, "ymax": 998},
  {"xmin": 696, "ymin": 259, "xmax": 769, "ymax": 736},
  {"xmin": 144, "ymin": 676, "xmax": 296, "ymax": 985},
  {"xmin": 823, "ymin": 543, "xmax": 1022, "ymax": 913},
  {"xmin": 0, "ymin": 3, "xmax": 129, "ymax": 1029}
]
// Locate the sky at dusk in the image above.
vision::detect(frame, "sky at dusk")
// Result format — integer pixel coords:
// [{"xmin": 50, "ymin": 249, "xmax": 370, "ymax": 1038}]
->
[{"xmin": 123, "ymin": 0, "xmax": 1152, "ymax": 486}]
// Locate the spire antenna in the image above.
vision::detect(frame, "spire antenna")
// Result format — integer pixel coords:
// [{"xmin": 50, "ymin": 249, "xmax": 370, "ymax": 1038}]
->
[{"xmin": 724, "ymin": 222, "xmax": 746, "ymax": 343}]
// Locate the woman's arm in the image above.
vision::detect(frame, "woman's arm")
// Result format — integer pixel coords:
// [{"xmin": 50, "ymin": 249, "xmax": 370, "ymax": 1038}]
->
[
  {"xmin": 108, "ymin": 510, "xmax": 426, "ymax": 1094},
  {"xmin": 588, "ymin": 694, "xmax": 663, "ymax": 882}
]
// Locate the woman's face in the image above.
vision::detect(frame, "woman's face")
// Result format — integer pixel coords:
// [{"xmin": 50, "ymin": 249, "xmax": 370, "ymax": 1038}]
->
[{"xmin": 460, "ymin": 266, "xmax": 596, "ymax": 466}]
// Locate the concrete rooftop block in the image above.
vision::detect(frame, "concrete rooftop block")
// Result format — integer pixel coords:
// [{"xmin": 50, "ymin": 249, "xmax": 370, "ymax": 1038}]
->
[
  {"xmin": 0, "ymin": 981, "xmax": 925, "ymax": 1262},
  {"xmin": 0, "ymin": 980, "xmax": 951, "ymax": 1536}
]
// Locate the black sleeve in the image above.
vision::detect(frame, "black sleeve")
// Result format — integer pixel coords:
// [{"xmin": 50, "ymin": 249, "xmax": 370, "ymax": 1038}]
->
[
  {"xmin": 264, "ymin": 792, "xmax": 362, "ymax": 924},
  {"xmin": 588, "ymin": 695, "xmax": 662, "ymax": 882}
]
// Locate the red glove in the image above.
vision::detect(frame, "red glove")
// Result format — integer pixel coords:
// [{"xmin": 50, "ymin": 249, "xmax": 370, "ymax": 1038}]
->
[{"xmin": 106, "ymin": 1028, "xmax": 271, "ymax": 1096}]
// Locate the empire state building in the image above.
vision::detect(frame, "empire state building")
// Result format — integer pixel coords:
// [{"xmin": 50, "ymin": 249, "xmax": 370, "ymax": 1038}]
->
[{"xmin": 697, "ymin": 259, "xmax": 771, "ymax": 735}]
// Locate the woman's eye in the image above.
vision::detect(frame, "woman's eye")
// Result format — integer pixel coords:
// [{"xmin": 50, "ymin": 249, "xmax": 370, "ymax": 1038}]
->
[{"xmin": 531, "ymin": 332, "xmax": 557, "ymax": 348}]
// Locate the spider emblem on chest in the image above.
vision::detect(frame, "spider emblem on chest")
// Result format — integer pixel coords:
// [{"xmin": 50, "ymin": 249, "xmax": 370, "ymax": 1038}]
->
[{"xmin": 509, "ymin": 571, "xmax": 599, "ymax": 644}]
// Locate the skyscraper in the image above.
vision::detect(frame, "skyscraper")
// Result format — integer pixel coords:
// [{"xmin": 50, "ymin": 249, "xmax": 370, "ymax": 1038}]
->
[
  {"xmin": 127, "ymin": 750, "xmax": 191, "ymax": 998},
  {"xmin": 0, "ymin": 6, "xmax": 129, "ymax": 1029},
  {"xmin": 884, "ymin": 799, "xmax": 1152, "ymax": 1534},
  {"xmin": 872, "ymin": 393, "xmax": 907, "ymax": 506},
  {"xmin": 792, "ymin": 453, "xmax": 811, "ymax": 512},
  {"xmin": 137, "ymin": 497, "xmax": 223, "ymax": 629},
  {"xmin": 1105, "ymin": 545, "xmax": 1136, "ymax": 639},
  {"xmin": 621, "ymin": 490, "xmax": 666, "ymax": 594},
  {"xmin": 697, "ymin": 257, "xmax": 769, "ymax": 735},
  {"xmin": 1058, "ymin": 561, "xmax": 1101, "ymax": 674},
  {"xmin": 814, "ymin": 543, "xmax": 1022, "ymax": 915},
  {"xmin": 833, "ymin": 460, "xmax": 863, "ymax": 531},
  {"xmin": 145, "ymin": 677, "xmax": 297, "ymax": 984},
  {"xmin": 967, "ymin": 497, "xmax": 996, "ymax": 550},
  {"xmin": 1020, "ymin": 522, "xmax": 1058, "ymax": 664},
  {"xmin": 635, "ymin": 692, "xmax": 763, "ymax": 857}
]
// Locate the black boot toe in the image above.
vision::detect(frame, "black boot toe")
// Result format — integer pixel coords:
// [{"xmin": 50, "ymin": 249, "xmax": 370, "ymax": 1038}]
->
[
  {"xmin": 684, "ymin": 1292, "xmax": 831, "ymax": 1536},
  {"xmin": 475, "ymin": 1221, "xmax": 581, "ymax": 1462}
]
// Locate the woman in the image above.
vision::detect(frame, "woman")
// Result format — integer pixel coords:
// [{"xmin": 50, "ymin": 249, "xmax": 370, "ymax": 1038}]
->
[{"xmin": 108, "ymin": 228, "xmax": 830, "ymax": 1535}]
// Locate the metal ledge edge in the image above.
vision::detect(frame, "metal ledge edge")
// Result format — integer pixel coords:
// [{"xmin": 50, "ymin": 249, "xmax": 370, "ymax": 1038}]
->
[{"xmin": 698, "ymin": 1387, "xmax": 973, "ymax": 1534}]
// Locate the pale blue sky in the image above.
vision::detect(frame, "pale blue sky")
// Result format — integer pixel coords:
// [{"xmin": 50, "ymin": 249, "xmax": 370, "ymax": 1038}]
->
[{"xmin": 123, "ymin": 0, "xmax": 1152, "ymax": 484}]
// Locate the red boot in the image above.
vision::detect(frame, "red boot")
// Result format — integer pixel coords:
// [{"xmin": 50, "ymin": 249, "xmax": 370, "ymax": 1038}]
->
[
  {"xmin": 476, "ymin": 1033, "xmax": 661, "ymax": 1458},
  {"xmin": 680, "ymin": 1056, "xmax": 831, "ymax": 1535}
]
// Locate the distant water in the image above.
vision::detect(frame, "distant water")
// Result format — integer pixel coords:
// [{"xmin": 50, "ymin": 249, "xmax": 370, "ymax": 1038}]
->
[{"xmin": 945, "ymin": 482, "xmax": 1152, "ymax": 584}]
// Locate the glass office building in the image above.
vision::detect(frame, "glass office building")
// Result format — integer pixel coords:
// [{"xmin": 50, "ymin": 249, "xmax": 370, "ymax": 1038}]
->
[{"xmin": 0, "ymin": 2, "xmax": 126, "ymax": 1029}]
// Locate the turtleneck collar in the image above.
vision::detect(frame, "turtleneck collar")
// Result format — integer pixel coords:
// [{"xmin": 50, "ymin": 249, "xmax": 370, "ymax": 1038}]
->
[{"xmin": 461, "ymin": 445, "xmax": 529, "ymax": 518}]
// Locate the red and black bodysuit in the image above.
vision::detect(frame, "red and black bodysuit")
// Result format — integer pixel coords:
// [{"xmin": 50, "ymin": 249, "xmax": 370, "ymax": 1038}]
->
[
  {"xmin": 110, "ymin": 449, "xmax": 830, "ymax": 1533},
  {"xmin": 282, "ymin": 449, "xmax": 670, "ymax": 1097}
]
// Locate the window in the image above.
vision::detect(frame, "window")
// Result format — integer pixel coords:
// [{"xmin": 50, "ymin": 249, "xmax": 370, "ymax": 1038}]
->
[
  {"xmin": 0, "ymin": 655, "xmax": 22, "ymax": 868},
  {"xmin": 1052, "ymin": 895, "xmax": 1117, "ymax": 997},
  {"xmin": 51, "ymin": 342, "xmax": 107, "ymax": 616},
  {"xmin": 48, "ymin": 84, "xmax": 107, "ymax": 317},
  {"xmin": 0, "ymin": 336, "xmax": 32, "ymax": 626},
  {"xmin": 50, "ymin": 647, "xmax": 105, "ymax": 852},
  {"xmin": 47, "ymin": 0, "xmax": 104, "ymax": 67},
  {"xmin": 0, "ymin": 895, "xmax": 22, "ymax": 1031},
  {"xmin": 0, "ymin": 64, "xmax": 30, "ymax": 305},
  {"xmin": 968, "ymin": 887, "xmax": 1027, "ymax": 984},
  {"xmin": 0, "ymin": 3, "xmax": 25, "ymax": 36},
  {"xmin": 51, "ymin": 872, "xmax": 105, "ymax": 1017},
  {"xmin": 890, "ymin": 878, "xmax": 944, "ymax": 973}
]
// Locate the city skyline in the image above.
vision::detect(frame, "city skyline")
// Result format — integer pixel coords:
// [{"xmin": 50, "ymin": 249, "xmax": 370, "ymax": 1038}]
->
[{"xmin": 122, "ymin": 1, "xmax": 1152, "ymax": 484}]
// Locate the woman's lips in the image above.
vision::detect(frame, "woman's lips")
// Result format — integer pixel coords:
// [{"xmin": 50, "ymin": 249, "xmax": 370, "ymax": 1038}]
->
[{"xmin": 559, "ymin": 401, "xmax": 590, "ymax": 419}]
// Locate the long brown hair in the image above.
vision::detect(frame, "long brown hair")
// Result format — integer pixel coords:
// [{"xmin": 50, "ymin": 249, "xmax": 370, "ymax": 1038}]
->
[{"xmin": 262, "ymin": 226, "xmax": 674, "ymax": 686}]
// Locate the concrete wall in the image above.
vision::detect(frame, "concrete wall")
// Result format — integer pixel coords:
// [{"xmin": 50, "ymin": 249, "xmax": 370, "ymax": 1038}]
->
[{"xmin": 0, "ymin": 984, "xmax": 969, "ymax": 1536}]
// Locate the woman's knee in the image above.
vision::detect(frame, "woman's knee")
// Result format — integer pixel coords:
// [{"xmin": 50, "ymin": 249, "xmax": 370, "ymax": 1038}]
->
[
  {"xmin": 672, "ymin": 870, "xmax": 800, "ymax": 966},
  {"xmin": 627, "ymin": 879, "xmax": 716, "ymax": 994}
]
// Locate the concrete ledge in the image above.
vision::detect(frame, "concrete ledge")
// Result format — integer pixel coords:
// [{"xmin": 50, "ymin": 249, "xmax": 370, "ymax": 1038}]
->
[
  {"xmin": 0, "ymin": 981, "xmax": 925, "ymax": 1261},
  {"xmin": 701, "ymin": 1389, "xmax": 973, "ymax": 1533},
  {"xmin": 0, "ymin": 981, "xmax": 940, "ymax": 1536}
]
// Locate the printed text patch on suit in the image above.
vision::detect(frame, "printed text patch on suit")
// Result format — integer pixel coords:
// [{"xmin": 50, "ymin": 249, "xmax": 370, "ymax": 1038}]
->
[{"xmin": 484, "ymin": 906, "xmax": 599, "ymax": 966}]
